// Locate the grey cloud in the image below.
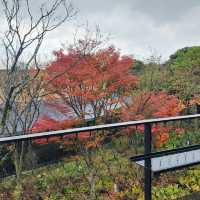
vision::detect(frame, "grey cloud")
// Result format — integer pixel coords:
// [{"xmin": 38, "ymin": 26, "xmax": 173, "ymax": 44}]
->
[
  {"xmin": 1, "ymin": 0, "xmax": 200, "ymax": 62},
  {"xmin": 131, "ymin": 0, "xmax": 200, "ymax": 24},
  {"xmin": 47, "ymin": 0, "xmax": 200, "ymax": 61}
]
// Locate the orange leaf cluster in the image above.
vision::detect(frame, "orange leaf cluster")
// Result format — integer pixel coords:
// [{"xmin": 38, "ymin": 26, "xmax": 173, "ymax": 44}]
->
[
  {"xmin": 44, "ymin": 45, "xmax": 137, "ymax": 120},
  {"xmin": 31, "ymin": 116, "xmax": 80, "ymax": 144},
  {"xmin": 121, "ymin": 91, "xmax": 185, "ymax": 147},
  {"xmin": 31, "ymin": 116, "xmax": 101, "ymax": 148},
  {"xmin": 121, "ymin": 91, "xmax": 184, "ymax": 120}
]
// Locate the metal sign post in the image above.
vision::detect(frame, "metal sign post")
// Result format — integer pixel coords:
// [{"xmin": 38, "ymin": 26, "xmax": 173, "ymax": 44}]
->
[
  {"xmin": 131, "ymin": 128, "xmax": 200, "ymax": 200},
  {"xmin": 144, "ymin": 123, "xmax": 152, "ymax": 200}
]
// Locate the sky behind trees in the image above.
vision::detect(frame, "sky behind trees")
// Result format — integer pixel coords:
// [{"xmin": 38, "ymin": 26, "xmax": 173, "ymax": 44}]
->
[{"xmin": 0, "ymin": 0, "xmax": 200, "ymax": 62}]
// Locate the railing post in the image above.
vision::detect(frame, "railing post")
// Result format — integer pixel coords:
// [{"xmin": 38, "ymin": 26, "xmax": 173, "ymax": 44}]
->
[
  {"xmin": 197, "ymin": 104, "xmax": 200, "ymax": 114},
  {"xmin": 144, "ymin": 123, "xmax": 152, "ymax": 200}
]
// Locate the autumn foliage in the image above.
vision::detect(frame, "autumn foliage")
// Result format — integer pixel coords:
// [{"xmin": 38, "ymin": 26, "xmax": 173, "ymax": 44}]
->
[
  {"xmin": 31, "ymin": 42, "xmax": 139, "ymax": 146},
  {"xmin": 121, "ymin": 91, "xmax": 184, "ymax": 120},
  {"xmin": 121, "ymin": 91, "xmax": 185, "ymax": 147},
  {"xmin": 31, "ymin": 115, "xmax": 105, "ymax": 149},
  {"xmin": 44, "ymin": 44, "xmax": 137, "ymax": 121},
  {"xmin": 31, "ymin": 41, "xmax": 187, "ymax": 148}
]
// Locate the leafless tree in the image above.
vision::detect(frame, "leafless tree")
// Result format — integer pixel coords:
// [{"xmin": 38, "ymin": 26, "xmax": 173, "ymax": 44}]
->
[{"xmin": 0, "ymin": 0, "xmax": 76, "ymax": 183}]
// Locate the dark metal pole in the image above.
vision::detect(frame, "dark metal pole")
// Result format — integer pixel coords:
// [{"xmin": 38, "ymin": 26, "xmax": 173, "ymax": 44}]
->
[
  {"xmin": 196, "ymin": 104, "xmax": 200, "ymax": 114},
  {"xmin": 144, "ymin": 123, "xmax": 152, "ymax": 200}
]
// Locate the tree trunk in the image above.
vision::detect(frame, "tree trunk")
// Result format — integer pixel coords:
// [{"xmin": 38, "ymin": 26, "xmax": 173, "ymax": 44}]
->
[
  {"xmin": 87, "ymin": 171, "xmax": 96, "ymax": 200},
  {"xmin": 14, "ymin": 142, "xmax": 25, "ymax": 184}
]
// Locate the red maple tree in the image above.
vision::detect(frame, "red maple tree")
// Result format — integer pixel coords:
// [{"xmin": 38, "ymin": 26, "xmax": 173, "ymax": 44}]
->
[
  {"xmin": 121, "ymin": 91, "xmax": 185, "ymax": 147},
  {"xmin": 44, "ymin": 43, "xmax": 137, "ymax": 122},
  {"xmin": 31, "ymin": 42, "xmax": 137, "ymax": 146}
]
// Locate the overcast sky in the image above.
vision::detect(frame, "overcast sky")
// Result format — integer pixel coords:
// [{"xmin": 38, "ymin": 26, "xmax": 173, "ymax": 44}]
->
[{"xmin": 1, "ymin": 0, "xmax": 200, "ymax": 62}]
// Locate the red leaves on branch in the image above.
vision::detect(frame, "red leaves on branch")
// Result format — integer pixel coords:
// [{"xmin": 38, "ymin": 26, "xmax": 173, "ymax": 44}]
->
[
  {"xmin": 121, "ymin": 91, "xmax": 185, "ymax": 147},
  {"xmin": 31, "ymin": 43, "xmax": 138, "ymax": 147},
  {"xmin": 31, "ymin": 116, "xmax": 101, "ymax": 148},
  {"xmin": 31, "ymin": 115, "xmax": 80, "ymax": 144},
  {"xmin": 31, "ymin": 40, "xmax": 186, "ymax": 149},
  {"xmin": 44, "ymin": 45, "xmax": 137, "ymax": 120},
  {"xmin": 121, "ymin": 91, "xmax": 184, "ymax": 121}
]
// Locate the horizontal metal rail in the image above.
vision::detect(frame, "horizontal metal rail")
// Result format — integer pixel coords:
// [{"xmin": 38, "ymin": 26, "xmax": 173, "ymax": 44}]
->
[
  {"xmin": 130, "ymin": 143, "xmax": 200, "ymax": 162},
  {"xmin": 0, "ymin": 114, "xmax": 200, "ymax": 144}
]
